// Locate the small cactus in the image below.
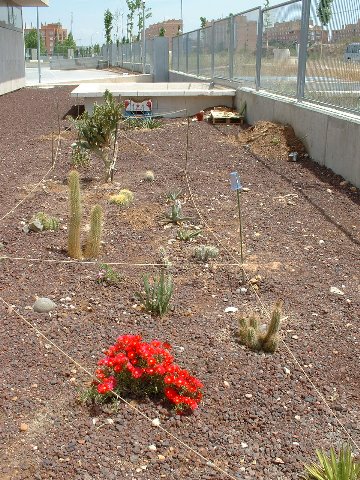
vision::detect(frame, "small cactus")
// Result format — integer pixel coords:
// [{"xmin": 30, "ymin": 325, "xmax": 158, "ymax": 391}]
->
[
  {"xmin": 84, "ymin": 205, "xmax": 103, "ymax": 259},
  {"xmin": 237, "ymin": 302, "xmax": 282, "ymax": 354},
  {"xmin": 68, "ymin": 170, "xmax": 82, "ymax": 259},
  {"xmin": 109, "ymin": 189, "xmax": 134, "ymax": 206},
  {"xmin": 194, "ymin": 245, "xmax": 219, "ymax": 262},
  {"xmin": 144, "ymin": 170, "xmax": 155, "ymax": 182}
]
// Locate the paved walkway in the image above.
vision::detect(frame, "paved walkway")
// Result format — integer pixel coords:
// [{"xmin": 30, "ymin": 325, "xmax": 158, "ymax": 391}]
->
[{"xmin": 26, "ymin": 66, "xmax": 123, "ymax": 86}]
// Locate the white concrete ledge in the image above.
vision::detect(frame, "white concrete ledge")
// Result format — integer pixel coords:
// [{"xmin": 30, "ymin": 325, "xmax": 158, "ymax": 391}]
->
[{"xmin": 71, "ymin": 82, "xmax": 236, "ymax": 117}]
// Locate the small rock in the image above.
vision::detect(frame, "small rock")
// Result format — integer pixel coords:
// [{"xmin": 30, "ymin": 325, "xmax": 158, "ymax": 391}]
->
[
  {"xmin": 291, "ymin": 335, "xmax": 299, "ymax": 340},
  {"xmin": 224, "ymin": 306, "xmax": 238, "ymax": 313},
  {"xmin": 28, "ymin": 219, "xmax": 44, "ymax": 233},
  {"xmin": 224, "ymin": 381, "xmax": 230, "ymax": 388},
  {"xmin": 318, "ymin": 240, "xmax": 325, "ymax": 245},
  {"xmin": 33, "ymin": 297, "xmax": 56, "ymax": 313},
  {"xmin": 241, "ymin": 442, "xmax": 248, "ymax": 448},
  {"xmin": 152, "ymin": 418, "xmax": 160, "ymax": 427},
  {"xmin": 245, "ymin": 394, "xmax": 253, "ymax": 399},
  {"xmin": 340, "ymin": 180, "xmax": 348, "ymax": 187},
  {"xmin": 330, "ymin": 286, "xmax": 344, "ymax": 295},
  {"xmin": 20, "ymin": 423, "xmax": 28, "ymax": 432},
  {"xmin": 283, "ymin": 367, "xmax": 291, "ymax": 375},
  {"xmin": 148, "ymin": 445, "xmax": 157, "ymax": 451},
  {"xmin": 274, "ymin": 457, "xmax": 285, "ymax": 464},
  {"xmin": 294, "ymin": 415, "xmax": 301, "ymax": 421},
  {"xmin": 158, "ymin": 454, "xmax": 166, "ymax": 461}
]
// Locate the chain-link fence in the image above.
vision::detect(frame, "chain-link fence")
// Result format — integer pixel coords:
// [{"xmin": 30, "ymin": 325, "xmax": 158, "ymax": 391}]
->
[{"xmin": 171, "ymin": 0, "xmax": 360, "ymax": 114}]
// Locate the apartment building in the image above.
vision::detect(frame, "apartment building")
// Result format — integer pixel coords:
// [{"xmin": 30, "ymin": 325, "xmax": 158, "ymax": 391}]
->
[{"xmin": 24, "ymin": 21, "xmax": 67, "ymax": 54}]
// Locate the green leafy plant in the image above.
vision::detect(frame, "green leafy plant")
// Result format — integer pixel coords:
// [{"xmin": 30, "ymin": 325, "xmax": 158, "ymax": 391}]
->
[
  {"xmin": 166, "ymin": 190, "xmax": 182, "ymax": 202},
  {"xmin": 237, "ymin": 301, "xmax": 282, "ymax": 353},
  {"xmin": 84, "ymin": 205, "xmax": 103, "ymax": 259},
  {"xmin": 164, "ymin": 200, "xmax": 190, "ymax": 224},
  {"xmin": 139, "ymin": 270, "xmax": 173, "ymax": 317},
  {"xmin": 70, "ymin": 90, "xmax": 123, "ymax": 182},
  {"xmin": 177, "ymin": 229, "xmax": 202, "ymax": 242},
  {"xmin": 96, "ymin": 263, "xmax": 121, "ymax": 286},
  {"xmin": 29, "ymin": 212, "xmax": 59, "ymax": 231},
  {"xmin": 144, "ymin": 170, "xmax": 155, "ymax": 182},
  {"xmin": 123, "ymin": 117, "xmax": 162, "ymax": 130},
  {"xmin": 193, "ymin": 245, "xmax": 219, "ymax": 262},
  {"xmin": 302, "ymin": 445, "xmax": 360, "ymax": 480},
  {"xmin": 104, "ymin": 9, "xmax": 114, "ymax": 44},
  {"xmin": 109, "ymin": 189, "xmax": 134, "ymax": 206},
  {"xmin": 68, "ymin": 170, "xmax": 82, "ymax": 259}
]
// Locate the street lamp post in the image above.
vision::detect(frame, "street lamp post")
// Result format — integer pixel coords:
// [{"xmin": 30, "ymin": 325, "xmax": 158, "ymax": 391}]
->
[{"xmin": 36, "ymin": 7, "xmax": 41, "ymax": 83}]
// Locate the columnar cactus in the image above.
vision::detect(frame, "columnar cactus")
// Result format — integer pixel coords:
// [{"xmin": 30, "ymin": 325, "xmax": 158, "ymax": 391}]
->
[
  {"xmin": 68, "ymin": 170, "xmax": 82, "ymax": 259},
  {"xmin": 84, "ymin": 205, "xmax": 103, "ymax": 259}
]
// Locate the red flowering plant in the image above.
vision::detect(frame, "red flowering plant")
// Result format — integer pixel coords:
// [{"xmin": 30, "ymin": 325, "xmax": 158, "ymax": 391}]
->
[{"xmin": 86, "ymin": 334, "xmax": 203, "ymax": 415}]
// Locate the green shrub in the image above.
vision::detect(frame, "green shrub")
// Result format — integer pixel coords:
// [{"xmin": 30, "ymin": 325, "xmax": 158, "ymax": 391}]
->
[
  {"xmin": 302, "ymin": 445, "xmax": 360, "ymax": 480},
  {"xmin": 70, "ymin": 90, "xmax": 123, "ymax": 182},
  {"xmin": 139, "ymin": 270, "xmax": 173, "ymax": 317}
]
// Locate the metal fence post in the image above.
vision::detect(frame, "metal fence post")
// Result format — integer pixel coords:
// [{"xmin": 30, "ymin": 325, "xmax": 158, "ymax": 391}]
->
[
  {"xmin": 197, "ymin": 29, "xmax": 200, "ymax": 76},
  {"xmin": 185, "ymin": 33, "xmax": 189, "ymax": 73},
  {"xmin": 229, "ymin": 15, "xmax": 234, "ymax": 80},
  {"xmin": 211, "ymin": 21, "xmax": 215, "ymax": 78},
  {"xmin": 177, "ymin": 36, "xmax": 180, "ymax": 71},
  {"xmin": 297, "ymin": 0, "xmax": 311, "ymax": 101},
  {"xmin": 255, "ymin": 7, "xmax": 263, "ymax": 91}
]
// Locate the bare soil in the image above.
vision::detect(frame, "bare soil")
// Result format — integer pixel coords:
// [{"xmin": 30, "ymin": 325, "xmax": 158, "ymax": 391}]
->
[{"xmin": 0, "ymin": 86, "xmax": 359, "ymax": 480}]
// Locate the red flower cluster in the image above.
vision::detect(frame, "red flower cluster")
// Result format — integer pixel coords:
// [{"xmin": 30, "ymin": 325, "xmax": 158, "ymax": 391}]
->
[{"xmin": 94, "ymin": 335, "xmax": 203, "ymax": 414}]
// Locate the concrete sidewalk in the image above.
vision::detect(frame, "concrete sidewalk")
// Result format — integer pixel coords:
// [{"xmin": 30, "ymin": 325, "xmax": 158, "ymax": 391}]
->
[{"xmin": 26, "ymin": 66, "xmax": 124, "ymax": 86}]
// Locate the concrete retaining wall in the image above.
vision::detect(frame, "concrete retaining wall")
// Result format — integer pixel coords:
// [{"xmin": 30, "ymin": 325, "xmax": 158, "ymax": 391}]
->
[
  {"xmin": 0, "ymin": 26, "xmax": 25, "ymax": 95},
  {"xmin": 236, "ymin": 88, "xmax": 360, "ymax": 188},
  {"xmin": 169, "ymin": 70, "xmax": 360, "ymax": 188},
  {"xmin": 50, "ymin": 57, "xmax": 103, "ymax": 70}
]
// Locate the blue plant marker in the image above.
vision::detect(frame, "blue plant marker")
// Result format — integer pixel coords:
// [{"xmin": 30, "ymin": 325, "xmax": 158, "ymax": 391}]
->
[{"xmin": 230, "ymin": 171, "xmax": 243, "ymax": 191}]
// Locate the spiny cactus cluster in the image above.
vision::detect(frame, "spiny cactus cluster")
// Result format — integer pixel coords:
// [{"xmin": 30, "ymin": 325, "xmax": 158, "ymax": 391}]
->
[
  {"xmin": 68, "ymin": 170, "xmax": 103, "ymax": 259},
  {"xmin": 109, "ymin": 189, "xmax": 134, "ymax": 206},
  {"xmin": 30, "ymin": 212, "xmax": 60, "ymax": 231},
  {"xmin": 238, "ymin": 301, "xmax": 282, "ymax": 353},
  {"xmin": 194, "ymin": 245, "xmax": 219, "ymax": 262}
]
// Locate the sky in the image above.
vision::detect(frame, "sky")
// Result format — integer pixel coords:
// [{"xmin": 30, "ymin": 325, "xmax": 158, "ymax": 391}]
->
[{"xmin": 22, "ymin": 0, "xmax": 274, "ymax": 46}]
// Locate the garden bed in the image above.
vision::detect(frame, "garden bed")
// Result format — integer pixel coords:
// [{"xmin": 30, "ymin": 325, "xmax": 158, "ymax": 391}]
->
[{"xmin": 0, "ymin": 86, "xmax": 359, "ymax": 480}]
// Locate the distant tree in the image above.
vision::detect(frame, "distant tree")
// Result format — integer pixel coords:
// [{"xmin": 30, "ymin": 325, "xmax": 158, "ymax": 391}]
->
[
  {"xmin": 104, "ymin": 9, "xmax": 114, "ymax": 44},
  {"xmin": 24, "ymin": 28, "xmax": 46, "ymax": 54},
  {"xmin": 63, "ymin": 32, "xmax": 76, "ymax": 50},
  {"xmin": 317, "ymin": 0, "xmax": 332, "ymax": 58},
  {"xmin": 263, "ymin": 0, "xmax": 272, "ymax": 51},
  {"xmin": 93, "ymin": 43, "xmax": 101, "ymax": 55},
  {"xmin": 200, "ymin": 17, "xmax": 207, "ymax": 29},
  {"xmin": 159, "ymin": 27, "xmax": 165, "ymax": 37},
  {"xmin": 317, "ymin": 0, "xmax": 333, "ymax": 25}
]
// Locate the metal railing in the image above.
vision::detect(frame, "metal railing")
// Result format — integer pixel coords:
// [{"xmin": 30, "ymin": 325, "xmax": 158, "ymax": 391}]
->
[{"xmin": 171, "ymin": 0, "xmax": 360, "ymax": 114}]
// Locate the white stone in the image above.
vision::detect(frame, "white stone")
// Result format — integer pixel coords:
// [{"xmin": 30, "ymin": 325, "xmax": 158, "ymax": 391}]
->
[
  {"xmin": 33, "ymin": 297, "xmax": 56, "ymax": 313},
  {"xmin": 330, "ymin": 286, "xmax": 344, "ymax": 295},
  {"xmin": 283, "ymin": 367, "xmax": 291, "ymax": 375},
  {"xmin": 224, "ymin": 306, "xmax": 238, "ymax": 313},
  {"xmin": 148, "ymin": 444, "xmax": 157, "ymax": 451},
  {"xmin": 152, "ymin": 418, "xmax": 160, "ymax": 427}
]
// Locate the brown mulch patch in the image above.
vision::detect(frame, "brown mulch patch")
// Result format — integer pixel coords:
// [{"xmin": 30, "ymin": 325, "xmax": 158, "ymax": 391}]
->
[
  {"xmin": 0, "ymin": 86, "xmax": 359, "ymax": 480},
  {"xmin": 237, "ymin": 120, "xmax": 307, "ymax": 161}
]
